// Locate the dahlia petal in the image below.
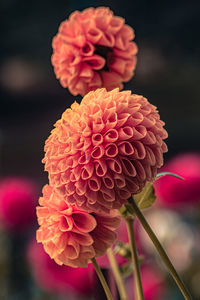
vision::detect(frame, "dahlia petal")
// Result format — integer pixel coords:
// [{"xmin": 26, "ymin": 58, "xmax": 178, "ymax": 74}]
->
[
  {"xmin": 120, "ymin": 157, "xmax": 137, "ymax": 177},
  {"xmin": 61, "ymin": 244, "xmax": 80, "ymax": 260},
  {"xmin": 133, "ymin": 160, "xmax": 146, "ymax": 181},
  {"xmin": 78, "ymin": 151, "xmax": 91, "ymax": 164},
  {"xmin": 91, "ymin": 145, "xmax": 104, "ymax": 159},
  {"xmin": 92, "ymin": 133, "xmax": 103, "ymax": 146},
  {"xmin": 104, "ymin": 128, "xmax": 119, "ymax": 143},
  {"xmin": 104, "ymin": 112, "xmax": 118, "ymax": 130},
  {"xmin": 36, "ymin": 207, "xmax": 49, "ymax": 218},
  {"xmin": 113, "ymin": 173, "xmax": 126, "ymax": 188},
  {"xmin": 80, "ymin": 42, "xmax": 95, "ymax": 56},
  {"xmin": 92, "ymin": 117, "xmax": 105, "ymax": 133},
  {"xmin": 95, "ymin": 213, "xmax": 121, "ymax": 230},
  {"xmin": 85, "ymin": 190, "xmax": 98, "ymax": 205},
  {"xmin": 118, "ymin": 126, "xmax": 134, "ymax": 140},
  {"xmin": 71, "ymin": 232, "xmax": 94, "ymax": 246},
  {"xmin": 127, "ymin": 112, "xmax": 144, "ymax": 125},
  {"xmin": 105, "ymin": 143, "xmax": 118, "ymax": 157},
  {"xmin": 65, "ymin": 182, "xmax": 76, "ymax": 196},
  {"xmin": 109, "ymin": 56, "xmax": 127, "ymax": 75},
  {"xmin": 161, "ymin": 141, "xmax": 168, "ymax": 153},
  {"xmin": 94, "ymin": 159, "xmax": 107, "ymax": 177},
  {"xmin": 118, "ymin": 188, "xmax": 131, "ymax": 199},
  {"xmin": 83, "ymin": 55, "xmax": 106, "ymax": 70},
  {"xmin": 73, "ymin": 194, "xmax": 87, "ymax": 206},
  {"xmin": 125, "ymin": 176, "xmax": 140, "ymax": 193},
  {"xmin": 79, "ymin": 63, "xmax": 94, "ymax": 78},
  {"xmin": 72, "ymin": 212, "xmax": 97, "ymax": 232},
  {"xmin": 59, "ymin": 216, "xmax": 73, "ymax": 232},
  {"xmin": 101, "ymin": 71, "xmax": 122, "ymax": 88},
  {"xmin": 108, "ymin": 16, "xmax": 124, "ymax": 34},
  {"xmin": 75, "ymin": 179, "xmax": 88, "ymax": 196},
  {"xmin": 81, "ymin": 163, "xmax": 94, "ymax": 180},
  {"xmin": 88, "ymin": 175, "xmax": 101, "ymax": 192},
  {"xmin": 98, "ymin": 32, "xmax": 115, "ymax": 47},
  {"xmin": 142, "ymin": 131, "xmax": 157, "ymax": 145},
  {"xmin": 113, "ymin": 42, "xmax": 138, "ymax": 59},
  {"xmin": 92, "ymin": 225, "xmax": 117, "ymax": 247},
  {"xmin": 118, "ymin": 141, "xmax": 134, "ymax": 156},
  {"xmin": 96, "ymin": 192, "xmax": 114, "ymax": 209},
  {"xmin": 131, "ymin": 141, "xmax": 146, "ymax": 159},
  {"xmin": 116, "ymin": 113, "xmax": 130, "ymax": 128},
  {"xmin": 88, "ymin": 72, "xmax": 102, "ymax": 88},
  {"xmin": 95, "ymin": 9, "xmax": 112, "ymax": 31},
  {"xmin": 86, "ymin": 27, "xmax": 103, "ymax": 44},
  {"xmin": 107, "ymin": 157, "xmax": 122, "ymax": 174},
  {"xmin": 44, "ymin": 241, "xmax": 58, "ymax": 259},
  {"xmin": 102, "ymin": 173, "xmax": 115, "ymax": 189}
]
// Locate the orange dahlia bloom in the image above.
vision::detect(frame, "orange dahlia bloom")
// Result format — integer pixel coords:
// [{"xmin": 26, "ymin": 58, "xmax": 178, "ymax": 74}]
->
[
  {"xmin": 51, "ymin": 7, "xmax": 137, "ymax": 96},
  {"xmin": 43, "ymin": 88, "xmax": 168, "ymax": 212},
  {"xmin": 36, "ymin": 185, "xmax": 120, "ymax": 267}
]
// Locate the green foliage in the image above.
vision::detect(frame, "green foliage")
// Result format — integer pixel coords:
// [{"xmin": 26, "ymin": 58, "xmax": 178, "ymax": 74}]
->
[{"xmin": 134, "ymin": 182, "xmax": 156, "ymax": 210}]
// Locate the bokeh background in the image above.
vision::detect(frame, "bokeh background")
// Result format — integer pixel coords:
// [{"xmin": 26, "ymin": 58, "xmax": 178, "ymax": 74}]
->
[{"xmin": 0, "ymin": 0, "xmax": 200, "ymax": 299}]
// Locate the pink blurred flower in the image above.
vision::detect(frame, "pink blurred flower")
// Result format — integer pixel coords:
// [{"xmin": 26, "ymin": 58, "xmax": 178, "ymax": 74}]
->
[
  {"xmin": 154, "ymin": 153, "xmax": 200, "ymax": 209},
  {"xmin": 0, "ymin": 177, "xmax": 37, "ymax": 232},
  {"xmin": 27, "ymin": 239, "xmax": 93, "ymax": 296},
  {"xmin": 141, "ymin": 265, "xmax": 166, "ymax": 300},
  {"xmin": 127, "ymin": 264, "xmax": 166, "ymax": 300}
]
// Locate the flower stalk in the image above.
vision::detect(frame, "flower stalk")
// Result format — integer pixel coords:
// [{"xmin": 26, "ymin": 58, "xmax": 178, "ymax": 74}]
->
[
  {"xmin": 126, "ymin": 217, "xmax": 144, "ymax": 300},
  {"xmin": 107, "ymin": 247, "xmax": 128, "ymax": 300},
  {"xmin": 129, "ymin": 197, "xmax": 193, "ymax": 300},
  {"xmin": 91, "ymin": 257, "xmax": 114, "ymax": 300}
]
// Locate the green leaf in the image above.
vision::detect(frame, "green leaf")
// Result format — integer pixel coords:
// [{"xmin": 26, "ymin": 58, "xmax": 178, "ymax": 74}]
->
[
  {"xmin": 134, "ymin": 182, "xmax": 156, "ymax": 210},
  {"xmin": 156, "ymin": 172, "xmax": 184, "ymax": 180}
]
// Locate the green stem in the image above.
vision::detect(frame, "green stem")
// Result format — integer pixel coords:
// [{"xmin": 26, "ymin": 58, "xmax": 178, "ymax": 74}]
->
[
  {"xmin": 107, "ymin": 247, "xmax": 128, "ymax": 300},
  {"xmin": 126, "ymin": 218, "xmax": 144, "ymax": 300},
  {"xmin": 91, "ymin": 257, "xmax": 114, "ymax": 300},
  {"xmin": 129, "ymin": 197, "xmax": 193, "ymax": 300}
]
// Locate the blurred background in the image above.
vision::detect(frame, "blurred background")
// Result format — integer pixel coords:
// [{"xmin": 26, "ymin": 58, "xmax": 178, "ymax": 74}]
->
[{"xmin": 0, "ymin": 0, "xmax": 200, "ymax": 299}]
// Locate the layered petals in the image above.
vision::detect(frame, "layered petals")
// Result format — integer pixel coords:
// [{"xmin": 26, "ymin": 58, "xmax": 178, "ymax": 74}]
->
[
  {"xmin": 51, "ymin": 7, "xmax": 138, "ymax": 96},
  {"xmin": 43, "ymin": 88, "xmax": 168, "ymax": 212},
  {"xmin": 36, "ymin": 185, "xmax": 120, "ymax": 267}
]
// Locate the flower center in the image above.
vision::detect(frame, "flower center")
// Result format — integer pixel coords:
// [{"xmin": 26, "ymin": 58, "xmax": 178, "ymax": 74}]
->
[{"xmin": 94, "ymin": 45, "xmax": 113, "ymax": 71}]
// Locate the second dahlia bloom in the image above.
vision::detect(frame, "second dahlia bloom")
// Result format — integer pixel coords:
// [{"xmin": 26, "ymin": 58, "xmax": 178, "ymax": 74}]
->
[
  {"xmin": 43, "ymin": 88, "xmax": 168, "ymax": 212},
  {"xmin": 36, "ymin": 185, "xmax": 120, "ymax": 267},
  {"xmin": 52, "ymin": 7, "xmax": 137, "ymax": 96}
]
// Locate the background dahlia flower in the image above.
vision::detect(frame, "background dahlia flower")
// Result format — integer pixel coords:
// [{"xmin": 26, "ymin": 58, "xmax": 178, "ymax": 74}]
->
[
  {"xmin": 51, "ymin": 7, "xmax": 138, "ymax": 96},
  {"xmin": 0, "ymin": 177, "xmax": 37, "ymax": 232},
  {"xmin": 36, "ymin": 184, "xmax": 120, "ymax": 267},
  {"xmin": 154, "ymin": 153, "xmax": 200, "ymax": 209},
  {"xmin": 43, "ymin": 88, "xmax": 168, "ymax": 213},
  {"xmin": 27, "ymin": 239, "xmax": 93, "ymax": 296}
]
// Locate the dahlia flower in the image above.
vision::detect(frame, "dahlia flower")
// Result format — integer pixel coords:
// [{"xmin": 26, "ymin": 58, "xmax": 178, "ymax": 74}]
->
[
  {"xmin": 154, "ymin": 153, "xmax": 200, "ymax": 209},
  {"xmin": 36, "ymin": 185, "xmax": 120, "ymax": 267},
  {"xmin": 0, "ymin": 177, "xmax": 37, "ymax": 232},
  {"xmin": 43, "ymin": 88, "xmax": 168, "ymax": 212},
  {"xmin": 51, "ymin": 7, "xmax": 137, "ymax": 96}
]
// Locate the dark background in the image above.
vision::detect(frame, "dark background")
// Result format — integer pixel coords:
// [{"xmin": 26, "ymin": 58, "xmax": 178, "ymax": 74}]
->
[{"xmin": 1, "ymin": 0, "xmax": 200, "ymax": 186}]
